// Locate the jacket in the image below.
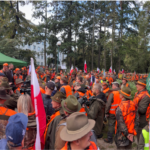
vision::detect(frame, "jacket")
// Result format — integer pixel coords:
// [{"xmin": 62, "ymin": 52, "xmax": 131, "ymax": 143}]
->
[
  {"xmin": 138, "ymin": 125, "xmax": 149, "ymax": 150},
  {"xmin": 105, "ymin": 88, "xmax": 121, "ymax": 118},
  {"xmin": 42, "ymin": 94, "xmax": 54, "ymax": 116},
  {"xmin": 85, "ymin": 94, "xmax": 106, "ymax": 136},
  {"xmin": 103, "ymin": 87, "xmax": 110, "ymax": 99},
  {"xmin": 0, "ymin": 106, "xmax": 16, "ymax": 140},
  {"xmin": 13, "ymin": 74, "xmax": 23, "ymax": 85},
  {"xmin": 61, "ymin": 141, "xmax": 97, "ymax": 150},
  {"xmin": 44, "ymin": 107, "xmax": 65, "ymax": 149},
  {"xmin": 23, "ymin": 112, "xmax": 36, "ymax": 149},
  {"xmin": 115, "ymin": 100, "xmax": 139, "ymax": 147},
  {"xmin": 55, "ymin": 118, "xmax": 67, "ymax": 150},
  {"xmin": 133, "ymin": 90, "xmax": 150, "ymax": 128}
]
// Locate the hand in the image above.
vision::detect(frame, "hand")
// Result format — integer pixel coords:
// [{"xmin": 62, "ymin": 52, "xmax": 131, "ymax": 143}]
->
[
  {"xmin": 9, "ymin": 82, "xmax": 12, "ymax": 85},
  {"xmin": 127, "ymin": 134, "xmax": 134, "ymax": 142},
  {"xmin": 82, "ymin": 104, "xmax": 85, "ymax": 108}
]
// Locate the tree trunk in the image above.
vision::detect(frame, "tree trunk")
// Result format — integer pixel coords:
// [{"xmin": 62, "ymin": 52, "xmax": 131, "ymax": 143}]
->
[
  {"xmin": 104, "ymin": 2, "xmax": 106, "ymax": 70},
  {"xmin": 98, "ymin": 21, "xmax": 101, "ymax": 68},
  {"xmin": 44, "ymin": 1, "xmax": 47, "ymax": 67},
  {"xmin": 92, "ymin": 1, "xmax": 95, "ymax": 70}
]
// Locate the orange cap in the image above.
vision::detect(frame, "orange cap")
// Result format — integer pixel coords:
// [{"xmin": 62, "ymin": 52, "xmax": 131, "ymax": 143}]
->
[
  {"xmin": 16, "ymin": 68, "xmax": 20, "ymax": 71},
  {"xmin": 56, "ymin": 76, "xmax": 61, "ymax": 80},
  {"xmin": 3, "ymin": 63, "xmax": 8, "ymax": 66}
]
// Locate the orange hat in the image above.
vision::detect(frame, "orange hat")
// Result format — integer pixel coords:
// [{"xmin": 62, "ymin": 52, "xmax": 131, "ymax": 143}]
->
[
  {"xmin": 15, "ymin": 68, "xmax": 20, "ymax": 71},
  {"xmin": 56, "ymin": 76, "xmax": 61, "ymax": 80},
  {"xmin": 3, "ymin": 63, "xmax": 8, "ymax": 66}
]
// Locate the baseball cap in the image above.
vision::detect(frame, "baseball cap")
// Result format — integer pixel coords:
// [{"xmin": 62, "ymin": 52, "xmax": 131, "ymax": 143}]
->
[
  {"xmin": 6, "ymin": 113, "xmax": 28, "ymax": 147},
  {"xmin": 3, "ymin": 63, "xmax": 8, "ymax": 66},
  {"xmin": 46, "ymin": 81, "xmax": 55, "ymax": 90}
]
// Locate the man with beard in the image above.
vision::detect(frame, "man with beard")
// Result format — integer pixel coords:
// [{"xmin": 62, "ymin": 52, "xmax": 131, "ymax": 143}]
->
[{"xmin": 85, "ymin": 84, "xmax": 106, "ymax": 139}]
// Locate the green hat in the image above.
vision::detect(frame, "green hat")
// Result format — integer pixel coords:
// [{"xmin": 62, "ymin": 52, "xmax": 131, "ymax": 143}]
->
[
  {"xmin": 119, "ymin": 86, "xmax": 132, "ymax": 99},
  {"xmin": 0, "ymin": 77, "xmax": 8, "ymax": 83},
  {"xmin": 61, "ymin": 95, "xmax": 81, "ymax": 114},
  {"xmin": 136, "ymin": 79, "xmax": 146, "ymax": 87},
  {"xmin": 51, "ymin": 91, "xmax": 66, "ymax": 103},
  {"xmin": 0, "ymin": 82, "xmax": 12, "ymax": 90},
  {"xmin": 15, "ymin": 78, "xmax": 23, "ymax": 85}
]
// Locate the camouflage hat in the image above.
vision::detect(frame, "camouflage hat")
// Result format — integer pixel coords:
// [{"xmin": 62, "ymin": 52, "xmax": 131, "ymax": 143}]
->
[
  {"xmin": 51, "ymin": 91, "xmax": 66, "ymax": 103},
  {"xmin": 1, "ymin": 77, "xmax": 8, "ymax": 83},
  {"xmin": 15, "ymin": 78, "xmax": 23, "ymax": 85},
  {"xmin": 0, "ymin": 82, "xmax": 12, "ymax": 90}
]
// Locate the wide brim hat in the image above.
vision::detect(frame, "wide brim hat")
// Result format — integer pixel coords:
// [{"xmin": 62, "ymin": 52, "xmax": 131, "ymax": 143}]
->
[
  {"xmin": 51, "ymin": 91, "xmax": 66, "ymax": 103},
  {"xmin": 119, "ymin": 87, "xmax": 132, "ymax": 99},
  {"xmin": 61, "ymin": 95, "xmax": 81, "ymax": 114},
  {"xmin": 0, "ymin": 87, "xmax": 10, "ymax": 100},
  {"xmin": 15, "ymin": 79, "xmax": 23, "ymax": 85},
  {"xmin": 0, "ymin": 82, "xmax": 12, "ymax": 90},
  {"xmin": 136, "ymin": 79, "xmax": 146, "ymax": 87},
  {"xmin": 60, "ymin": 112, "xmax": 95, "ymax": 141}
]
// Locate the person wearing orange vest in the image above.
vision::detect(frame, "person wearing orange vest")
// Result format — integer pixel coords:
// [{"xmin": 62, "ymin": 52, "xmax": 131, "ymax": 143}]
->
[
  {"xmin": 102, "ymin": 82, "xmax": 110, "ymax": 99},
  {"xmin": 85, "ymin": 83, "xmax": 106, "ymax": 139},
  {"xmin": 54, "ymin": 96, "xmax": 84, "ymax": 150},
  {"xmin": 14, "ymin": 78, "xmax": 24, "ymax": 96},
  {"xmin": 0, "ymin": 87, "xmax": 17, "ymax": 139},
  {"xmin": 68, "ymin": 71, "xmax": 76, "ymax": 86},
  {"xmin": 13, "ymin": 68, "xmax": 23, "ymax": 85},
  {"xmin": 121, "ymin": 77, "xmax": 130, "ymax": 89},
  {"xmin": 59, "ymin": 112, "xmax": 98, "ymax": 150},
  {"xmin": 133, "ymin": 79, "xmax": 150, "ymax": 143},
  {"xmin": 60, "ymin": 76, "xmax": 72, "ymax": 98},
  {"xmin": 115, "ymin": 87, "xmax": 138, "ymax": 149},
  {"xmin": 44, "ymin": 91, "xmax": 66, "ymax": 149},
  {"xmin": 0, "ymin": 63, "xmax": 9, "ymax": 75},
  {"xmin": 104, "ymin": 81, "xmax": 121, "ymax": 144}
]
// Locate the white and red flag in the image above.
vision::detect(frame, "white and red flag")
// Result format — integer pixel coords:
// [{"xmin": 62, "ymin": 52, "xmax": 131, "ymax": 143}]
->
[
  {"xmin": 84, "ymin": 60, "xmax": 87, "ymax": 73},
  {"xmin": 97, "ymin": 68, "xmax": 100, "ymax": 73},
  {"xmin": 109, "ymin": 66, "xmax": 112, "ymax": 73},
  {"xmin": 70, "ymin": 65, "xmax": 74, "ymax": 75},
  {"xmin": 31, "ymin": 58, "xmax": 46, "ymax": 150},
  {"xmin": 122, "ymin": 69, "xmax": 124, "ymax": 73}
]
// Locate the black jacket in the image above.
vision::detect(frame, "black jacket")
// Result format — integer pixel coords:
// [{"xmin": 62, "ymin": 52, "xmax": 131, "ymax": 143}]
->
[
  {"xmin": 96, "ymin": 92, "xmax": 107, "ymax": 103},
  {"xmin": 42, "ymin": 94, "xmax": 54, "ymax": 116}
]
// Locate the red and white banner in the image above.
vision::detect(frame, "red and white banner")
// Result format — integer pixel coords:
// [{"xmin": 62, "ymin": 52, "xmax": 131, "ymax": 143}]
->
[
  {"xmin": 31, "ymin": 58, "xmax": 46, "ymax": 150},
  {"xmin": 70, "ymin": 65, "xmax": 74, "ymax": 75},
  {"xmin": 84, "ymin": 60, "xmax": 87, "ymax": 73},
  {"xmin": 97, "ymin": 68, "xmax": 100, "ymax": 73},
  {"xmin": 122, "ymin": 69, "xmax": 124, "ymax": 73},
  {"xmin": 109, "ymin": 66, "xmax": 112, "ymax": 73}
]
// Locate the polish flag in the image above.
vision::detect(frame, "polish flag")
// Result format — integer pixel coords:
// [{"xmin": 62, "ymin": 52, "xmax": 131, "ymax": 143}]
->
[
  {"xmin": 113, "ymin": 69, "xmax": 115, "ymax": 73},
  {"xmin": 75, "ymin": 67, "xmax": 78, "ymax": 72},
  {"xmin": 122, "ymin": 69, "xmax": 124, "ymax": 73},
  {"xmin": 84, "ymin": 60, "xmax": 87, "ymax": 73},
  {"xmin": 97, "ymin": 68, "xmax": 100, "ymax": 73},
  {"xmin": 109, "ymin": 66, "xmax": 112, "ymax": 73},
  {"xmin": 31, "ymin": 58, "xmax": 46, "ymax": 149},
  {"xmin": 70, "ymin": 65, "xmax": 74, "ymax": 75}
]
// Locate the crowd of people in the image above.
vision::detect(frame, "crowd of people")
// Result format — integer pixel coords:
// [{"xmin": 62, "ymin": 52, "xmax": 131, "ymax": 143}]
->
[{"xmin": 0, "ymin": 62, "xmax": 150, "ymax": 150}]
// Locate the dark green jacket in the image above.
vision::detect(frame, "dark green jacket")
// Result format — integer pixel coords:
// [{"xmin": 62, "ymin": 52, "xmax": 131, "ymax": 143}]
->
[{"xmin": 85, "ymin": 96, "xmax": 106, "ymax": 136}]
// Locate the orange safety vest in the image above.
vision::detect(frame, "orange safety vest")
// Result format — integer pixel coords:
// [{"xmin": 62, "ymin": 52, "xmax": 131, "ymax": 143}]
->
[
  {"xmin": 125, "ymin": 83, "xmax": 129, "ymax": 87},
  {"xmin": 133, "ymin": 90, "xmax": 150, "ymax": 108},
  {"xmin": 109, "ymin": 91, "xmax": 121, "ymax": 115},
  {"xmin": 44, "ymin": 111, "xmax": 60, "ymax": 142},
  {"xmin": 115, "ymin": 100, "xmax": 137, "ymax": 136},
  {"xmin": 60, "ymin": 85, "xmax": 72, "ymax": 97},
  {"xmin": 103, "ymin": 87, "xmax": 110, "ymax": 94},
  {"xmin": 0, "ymin": 106, "xmax": 17, "ymax": 117},
  {"xmin": 13, "ymin": 74, "xmax": 23, "ymax": 85},
  {"xmin": 40, "ymin": 87, "xmax": 45, "ymax": 94},
  {"xmin": 108, "ymin": 77, "xmax": 113, "ymax": 85},
  {"xmin": 61, "ymin": 141, "xmax": 97, "ymax": 150},
  {"xmin": 14, "ymin": 87, "xmax": 24, "ymax": 95}
]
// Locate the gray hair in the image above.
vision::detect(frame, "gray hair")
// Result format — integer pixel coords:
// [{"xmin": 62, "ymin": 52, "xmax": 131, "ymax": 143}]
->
[
  {"xmin": 93, "ymin": 83, "xmax": 102, "ymax": 92},
  {"xmin": 17, "ymin": 94, "xmax": 34, "ymax": 116}
]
